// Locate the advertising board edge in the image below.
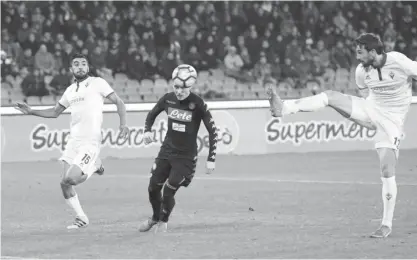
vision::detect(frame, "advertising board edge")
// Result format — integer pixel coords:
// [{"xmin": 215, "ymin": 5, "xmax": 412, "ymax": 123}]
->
[{"xmin": 2, "ymin": 97, "xmax": 417, "ymax": 115}]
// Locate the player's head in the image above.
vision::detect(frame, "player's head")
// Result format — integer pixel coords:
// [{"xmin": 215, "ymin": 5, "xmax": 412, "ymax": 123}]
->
[
  {"xmin": 70, "ymin": 53, "xmax": 90, "ymax": 80},
  {"xmin": 355, "ymin": 33, "xmax": 384, "ymax": 67},
  {"xmin": 172, "ymin": 81, "xmax": 192, "ymax": 101}
]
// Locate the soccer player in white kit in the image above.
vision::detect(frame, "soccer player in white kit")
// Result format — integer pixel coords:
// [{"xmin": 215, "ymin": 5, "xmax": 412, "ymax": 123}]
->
[
  {"xmin": 15, "ymin": 53, "xmax": 129, "ymax": 229},
  {"xmin": 267, "ymin": 33, "xmax": 417, "ymax": 238}
]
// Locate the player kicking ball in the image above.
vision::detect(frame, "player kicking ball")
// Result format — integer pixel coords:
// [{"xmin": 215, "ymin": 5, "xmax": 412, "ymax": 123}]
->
[
  {"xmin": 266, "ymin": 33, "xmax": 417, "ymax": 238},
  {"xmin": 15, "ymin": 53, "xmax": 129, "ymax": 229},
  {"xmin": 139, "ymin": 64, "xmax": 217, "ymax": 233}
]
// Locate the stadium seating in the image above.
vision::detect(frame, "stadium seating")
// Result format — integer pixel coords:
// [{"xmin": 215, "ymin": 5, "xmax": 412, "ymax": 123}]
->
[
  {"xmin": 26, "ymin": 96, "xmax": 42, "ymax": 106},
  {"xmin": 40, "ymin": 95, "xmax": 55, "ymax": 105},
  {"xmin": 1, "ymin": 1, "xmax": 416, "ymax": 106}
]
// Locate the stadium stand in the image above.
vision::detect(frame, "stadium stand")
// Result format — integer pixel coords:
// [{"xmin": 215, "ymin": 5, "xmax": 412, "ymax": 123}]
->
[{"xmin": 1, "ymin": 1, "xmax": 417, "ymax": 106}]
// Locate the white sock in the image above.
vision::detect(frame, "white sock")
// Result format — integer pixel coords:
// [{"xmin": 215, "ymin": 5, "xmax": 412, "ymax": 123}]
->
[
  {"xmin": 283, "ymin": 92, "xmax": 329, "ymax": 115},
  {"xmin": 66, "ymin": 194, "xmax": 87, "ymax": 218},
  {"xmin": 381, "ymin": 176, "xmax": 397, "ymax": 228}
]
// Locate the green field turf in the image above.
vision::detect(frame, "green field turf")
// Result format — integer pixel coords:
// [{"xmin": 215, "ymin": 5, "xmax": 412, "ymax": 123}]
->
[{"xmin": 2, "ymin": 150, "xmax": 417, "ymax": 259}]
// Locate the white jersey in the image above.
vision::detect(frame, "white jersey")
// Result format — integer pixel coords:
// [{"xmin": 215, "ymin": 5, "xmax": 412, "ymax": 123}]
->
[
  {"xmin": 58, "ymin": 76, "xmax": 114, "ymax": 144},
  {"xmin": 355, "ymin": 51, "xmax": 417, "ymax": 126}
]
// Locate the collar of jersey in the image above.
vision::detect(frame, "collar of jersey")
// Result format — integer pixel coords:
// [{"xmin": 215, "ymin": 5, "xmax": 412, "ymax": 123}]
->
[
  {"xmin": 373, "ymin": 53, "xmax": 387, "ymax": 69},
  {"xmin": 75, "ymin": 75, "xmax": 90, "ymax": 84},
  {"xmin": 177, "ymin": 93, "xmax": 191, "ymax": 103}
]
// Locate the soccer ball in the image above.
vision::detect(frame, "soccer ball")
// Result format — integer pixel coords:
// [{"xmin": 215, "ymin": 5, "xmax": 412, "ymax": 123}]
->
[{"xmin": 172, "ymin": 64, "xmax": 198, "ymax": 88}]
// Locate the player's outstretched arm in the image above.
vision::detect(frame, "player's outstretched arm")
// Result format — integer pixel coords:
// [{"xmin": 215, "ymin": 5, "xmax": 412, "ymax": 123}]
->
[
  {"xmin": 106, "ymin": 92, "xmax": 129, "ymax": 139},
  {"xmin": 15, "ymin": 101, "xmax": 66, "ymax": 118},
  {"xmin": 201, "ymin": 101, "xmax": 217, "ymax": 174},
  {"xmin": 144, "ymin": 94, "xmax": 166, "ymax": 144}
]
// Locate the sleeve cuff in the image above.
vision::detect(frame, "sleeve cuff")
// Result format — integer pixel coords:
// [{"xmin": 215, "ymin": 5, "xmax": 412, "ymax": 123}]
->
[
  {"xmin": 58, "ymin": 102, "xmax": 67, "ymax": 109},
  {"xmin": 105, "ymin": 91, "xmax": 115, "ymax": 98}
]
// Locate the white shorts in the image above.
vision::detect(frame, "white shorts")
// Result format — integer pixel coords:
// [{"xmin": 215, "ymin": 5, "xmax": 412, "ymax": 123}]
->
[
  {"xmin": 350, "ymin": 96, "xmax": 404, "ymax": 150},
  {"xmin": 59, "ymin": 139, "xmax": 101, "ymax": 179}
]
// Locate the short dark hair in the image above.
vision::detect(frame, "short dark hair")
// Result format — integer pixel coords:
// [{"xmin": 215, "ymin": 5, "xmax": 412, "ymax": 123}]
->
[
  {"xmin": 71, "ymin": 53, "xmax": 89, "ymax": 64},
  {"xmin": 355, "ymin": 33, "xmax": 384, "ymax": 54}
]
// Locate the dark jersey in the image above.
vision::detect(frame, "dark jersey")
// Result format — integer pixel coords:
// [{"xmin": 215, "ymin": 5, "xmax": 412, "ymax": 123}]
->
[{"xmin": 144, "ymin": 92, "xmax": 217, "ymax": 162}]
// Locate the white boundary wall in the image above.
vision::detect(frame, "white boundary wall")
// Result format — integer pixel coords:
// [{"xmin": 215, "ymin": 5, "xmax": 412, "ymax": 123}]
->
[
  {"xmin": 2, "ymin": 97, "xmax": 417, "ymax": 115},
  {"xmin": 1, "ymin": 98, "xmax": 417, "ymax": 162}
]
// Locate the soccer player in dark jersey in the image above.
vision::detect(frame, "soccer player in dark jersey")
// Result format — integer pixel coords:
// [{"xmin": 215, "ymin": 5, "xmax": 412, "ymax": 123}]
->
[{"xmin": 139, "ymin": 65, "xmax": 217, "ymax": 233}]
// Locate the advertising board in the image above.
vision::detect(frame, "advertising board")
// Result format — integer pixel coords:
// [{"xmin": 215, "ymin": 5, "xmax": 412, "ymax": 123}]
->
[
  {"xmin": 1, "ymin": 101, "xmax": 416, "ymax": 162},
  {"xmin": 1, "ymin": 110, "xmax": 247, "ymax": 162}
]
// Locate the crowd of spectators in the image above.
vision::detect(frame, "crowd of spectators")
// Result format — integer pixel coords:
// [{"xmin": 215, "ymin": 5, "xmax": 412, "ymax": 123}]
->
[{"xmin": 1, "ymin": 1, "xmax": 417, "ymax": 102}]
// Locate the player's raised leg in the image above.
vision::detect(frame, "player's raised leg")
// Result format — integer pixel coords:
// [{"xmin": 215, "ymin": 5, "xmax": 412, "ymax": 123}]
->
[
  {"xmin": 265, "ymin": 80, "xmax": 375, "ymax": 129},
  {"xmin": 139, "ymin": 159, "xmax": 170, "ymax": 232},
  {"xmin": 370, "ymin": 147, "xmax": 398, "ymax": 238},
  {"xmin": 266, "ymin": 80, "xmax": 333, "ymax": 117}
]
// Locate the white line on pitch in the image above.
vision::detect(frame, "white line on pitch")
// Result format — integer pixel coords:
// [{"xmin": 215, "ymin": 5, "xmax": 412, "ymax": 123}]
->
[
  {"xmin": 103, "ymin": 174, "xmax": 417, "ymax": 186},
  {"xmin": 5, "ymin": 172, "xmax": 417, "ymax": 186},
  {"xmin": 1, "ymin": 256, "xmax": 40, "ymax": 260}
]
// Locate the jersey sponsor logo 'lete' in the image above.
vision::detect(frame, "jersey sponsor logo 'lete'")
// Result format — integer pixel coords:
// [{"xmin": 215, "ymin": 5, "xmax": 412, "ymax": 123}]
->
[{"xmin": 167, "ymin": 107, "xmax": 193, "ymax": 122}]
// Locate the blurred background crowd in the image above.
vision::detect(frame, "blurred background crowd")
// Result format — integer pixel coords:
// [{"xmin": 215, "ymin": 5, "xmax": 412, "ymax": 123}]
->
[{"xmin": 1, "ymin": 1, "xmax": 417, "ymax": 106}]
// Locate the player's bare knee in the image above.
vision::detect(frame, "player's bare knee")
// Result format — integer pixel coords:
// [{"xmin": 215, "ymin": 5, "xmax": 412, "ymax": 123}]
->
[
  {"xmin": 377, "ymin": 148, "xmax": 397, "ymax": 178},
  {"xmin": 60, "ymin": 180, "xmax": 70, "ymax": 189},
  {"xmin": 61, "ymin": 172, "xmax": 83, "ymax": 186},
  {"xmin": 380, "ymin": 163, "xmax": 395, "ymax": 178},
  {"xmin": 380, "ymin": 153, "xmax": 396, "ymax": 178},
  {"xmin": 61, "ymin": 177, "xmax": 78, "ymax": 186},
  {"xmin": 63, "ymin": 165, "xmax": 85, "ymax": 186}
]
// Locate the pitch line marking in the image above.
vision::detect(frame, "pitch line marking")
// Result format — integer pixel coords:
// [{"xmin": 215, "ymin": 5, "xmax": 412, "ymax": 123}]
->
[
  {"xmin": 106, "ymin": 174, "xmax": 417, "ymax": 186},
  {"xmin": 4, "ymin": 171, "xmax": 417, "ymax": 186},
  {"xmin": 1, "ymin": 256, "xmax": 40, "ymax": 259},
  {"xmin": 42, "ymin": 173, "xmax": 417, "ymax": 186}
]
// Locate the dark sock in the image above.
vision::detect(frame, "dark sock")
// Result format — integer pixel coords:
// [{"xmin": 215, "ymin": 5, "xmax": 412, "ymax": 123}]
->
[
  {"xmin": 160, "ymin": 185, "xmax": 177, "ymax": 222},
  {"xmin": 148, "ymin": 185, "xmax": 163, "ymax": 221}
]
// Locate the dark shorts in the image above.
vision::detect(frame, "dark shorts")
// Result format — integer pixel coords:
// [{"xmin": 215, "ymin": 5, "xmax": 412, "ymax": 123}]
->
[{"xmin": 150, "ymin": 157, "xmax": 197, "ymax": 188}]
